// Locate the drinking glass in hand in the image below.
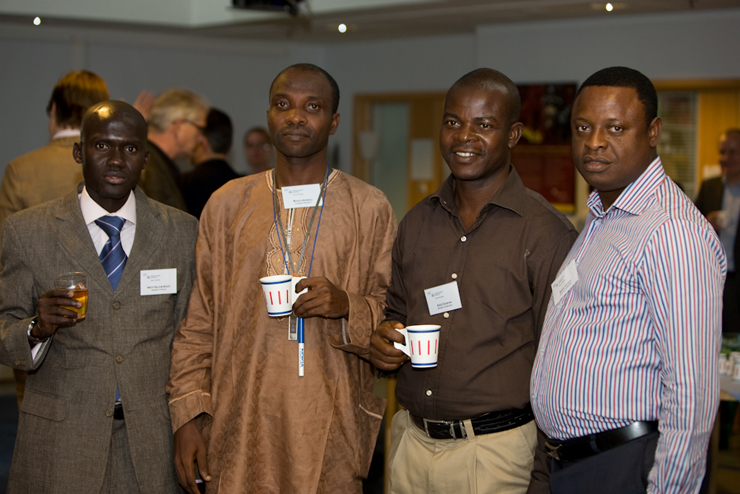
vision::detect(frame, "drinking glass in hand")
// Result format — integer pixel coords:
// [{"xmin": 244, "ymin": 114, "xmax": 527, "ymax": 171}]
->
[{"xmin": 54, "ymin": 272, "xmax": 88, "ymax": 319}]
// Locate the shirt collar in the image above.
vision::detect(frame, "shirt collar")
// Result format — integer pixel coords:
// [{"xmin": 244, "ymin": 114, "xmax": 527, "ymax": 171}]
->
[
  {"xmin": 80, "ymin": 186, "xmax": 137, "ymax": 226},
  {"xmin": 430, "ymin": 165, "xmax": 526, "ymax": 217},
  {"xmin": 52, "ymin": 128, "xmax": 80, "ymax": 140},
  {"xmin": 587, "ymin": 156, "xmax": 665, "ymax": 217}
]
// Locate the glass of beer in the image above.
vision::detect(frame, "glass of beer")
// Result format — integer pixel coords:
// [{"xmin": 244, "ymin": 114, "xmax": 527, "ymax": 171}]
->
[{"xmin": 54, "ymin": 272, "xmax": 88, "ymax": 319}]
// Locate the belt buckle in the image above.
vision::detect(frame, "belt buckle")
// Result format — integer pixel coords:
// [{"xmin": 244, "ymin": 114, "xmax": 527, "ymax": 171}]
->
[
  {"xmin": 544, "ymin": 441, "xmax": 562, "ymax": 461},
  {"xmin": 422, "ymin": 418, "xmax": 466, "ymax": 439}
]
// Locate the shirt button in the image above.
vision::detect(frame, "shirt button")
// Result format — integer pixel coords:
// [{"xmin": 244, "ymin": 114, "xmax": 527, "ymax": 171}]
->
[
  {"xmin": 105, "ymin": 408, "xmax": 114, "ymax": 418},
  {"xmin": 532, "ymin": 392, "xmax": 537, "ymax": 400},
  {"xmin": 115, "ymin": 355, "xmax": 124, "ymax": 363},
  {"xmin": 451, "ymin": 273, "xmax": 457, "ymax": 279},
  {"xmin": 461, "ymin": 236, "xmax": 467, "ymax": 242},
  {"xmin": 113, "ymin": 301, "xmax": 121, "ymax": 310},
  {"xmin": 443, "ymin": 312, "xmax": 449, "ymax": 319},
  {"xmin": 426, "ymin": 389, "xmax": 433, "ymax": 396}
]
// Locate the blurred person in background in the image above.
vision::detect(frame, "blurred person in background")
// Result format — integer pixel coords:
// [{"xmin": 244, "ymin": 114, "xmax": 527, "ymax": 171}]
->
[
  {"xmin": 0, "ymin": 69, "xmax": 109, "ymax": 408},
  {"xmin": 180, "ymin": 108, "xmax": 240, "ymax": 218},
  {"xmin": 243, "ymin": 126, "xmax": 273, "ymax": 174},
  {"xmin": 142, "ymin": 88, "xmax": 209, "ymax": 212}
]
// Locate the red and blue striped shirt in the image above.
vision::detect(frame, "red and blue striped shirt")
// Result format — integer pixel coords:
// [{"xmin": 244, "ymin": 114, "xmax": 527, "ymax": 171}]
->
[{"xmin": 531, "ymin": 157, "xmax": 726, "ymax": 493}]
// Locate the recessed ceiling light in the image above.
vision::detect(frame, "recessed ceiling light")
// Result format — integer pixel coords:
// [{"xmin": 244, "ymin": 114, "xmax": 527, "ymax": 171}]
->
[
  {"xmin": 338, "ymin": 23, "xmax": 347, "ymax": 33},
  {"xmin": 33, "ymin": 16, "xmax": 41, "ymax": 25},
  {"xmin": 605, "ymin": 3, "xmax": 614, "ymax": 11}
]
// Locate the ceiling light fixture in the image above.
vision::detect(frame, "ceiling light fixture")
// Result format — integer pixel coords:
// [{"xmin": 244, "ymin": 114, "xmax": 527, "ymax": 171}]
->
[
  {"xmin": 33, "ymin": 16, "xmax": 41, "ymax": 25},
  {"xmin": 605, "ymin": 3, "xmax": 613, "ymax": 11},
  {"xmin": 338, "ymin": 23, "xmax": 347, "ymax": 33}
]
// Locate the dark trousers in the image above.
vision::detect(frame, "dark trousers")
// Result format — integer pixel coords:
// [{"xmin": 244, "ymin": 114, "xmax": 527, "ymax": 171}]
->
[
  {"xmin": 724, "ymin": 272, "xmax": 740, "ymax": 333},
  {"xmin": 550, "ymin": 431, "xmax": 659, "ymax": 494}
]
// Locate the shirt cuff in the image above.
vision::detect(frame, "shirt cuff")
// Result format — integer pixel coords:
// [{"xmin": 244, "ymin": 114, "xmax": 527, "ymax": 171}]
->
[{"xmin": 30, "ymin": 339, "xmax": 50, "ymax": 364}]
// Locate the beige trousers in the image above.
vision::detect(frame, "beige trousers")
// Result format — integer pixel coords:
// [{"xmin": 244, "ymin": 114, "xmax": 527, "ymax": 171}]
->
[{"xmin": 387, "ymin": 409, "xmax": 536, "ymax": 494}]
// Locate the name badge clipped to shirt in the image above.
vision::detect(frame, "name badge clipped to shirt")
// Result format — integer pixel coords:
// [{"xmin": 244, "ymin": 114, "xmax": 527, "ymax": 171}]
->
[
  {"xmin": 140, "ymin": 269, "xmax": 177, "ymax": 296},
  {"xmin": 551, "ymin": 260, "xmax": 578, "ymax": 305},
  {"xmin": 424, "ymin": 281, "xmax": 463, "ymax": 316},
  {"xmin": 281, "ymin": 184, "xmax": 323, "ymax": 209}
]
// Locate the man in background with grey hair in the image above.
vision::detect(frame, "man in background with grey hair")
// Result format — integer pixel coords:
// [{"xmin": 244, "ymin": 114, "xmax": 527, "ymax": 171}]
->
[{"xmin": 142, "ymin": 88, "xmax": 209, "ymax": 212}]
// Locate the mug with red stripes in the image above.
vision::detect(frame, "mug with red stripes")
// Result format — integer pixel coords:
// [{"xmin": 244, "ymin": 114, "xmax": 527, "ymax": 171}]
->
[
  {"xmin": 260, "ymin": 274, "xmax": 293, "ymax": 317},
  {"xmin": 394, "ymin": 325, "xmax": 441, "ymax": 368}
]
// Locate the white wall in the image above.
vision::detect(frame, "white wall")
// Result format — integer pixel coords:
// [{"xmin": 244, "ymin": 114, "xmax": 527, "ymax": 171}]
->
[
  {"xmin": 0, "ymin": 24, "xmax": 325, "ymax": 174},
  {"xmin": 325, "ymin": 33, "xmax": 476, "ymax": 171},
  {"xmin": 475, "ymin": 9, "xmax": 740, "ymax": 84},
  {"xmin": 2, "ymin": 8, "xmax": 740, "ymax": 176},
  {"xmin": 325, "ymin": 9, "xmax": 740, "ymax": 171}
]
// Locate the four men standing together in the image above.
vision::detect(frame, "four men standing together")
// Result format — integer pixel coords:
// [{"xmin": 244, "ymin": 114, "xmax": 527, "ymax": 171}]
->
[{"xmin": 0, "ymin": 62, "xmax": 726, "ymax": 494}]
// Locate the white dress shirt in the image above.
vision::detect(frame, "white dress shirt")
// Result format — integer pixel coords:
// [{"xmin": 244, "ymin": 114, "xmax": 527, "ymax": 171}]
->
[
  {"xmin": 80, "ymin": 186, "xmax": 137, "ymax": 257},
  {"xmin": 51, "ymin": 128, "xmax": 80, "ymax": 140}
]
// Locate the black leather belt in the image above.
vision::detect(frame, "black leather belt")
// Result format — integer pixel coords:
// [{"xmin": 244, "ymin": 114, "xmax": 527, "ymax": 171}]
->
[
  {"xmin": 545, "ymin": 421, "xmax": 659, "ymax": 462},
  {"xmin": 114, "ymin": 403, "xmax": 124, "ymax": 420},
  {"xmin": 410, "ymin": 403, "xmax": 534, "ymax": 440}
]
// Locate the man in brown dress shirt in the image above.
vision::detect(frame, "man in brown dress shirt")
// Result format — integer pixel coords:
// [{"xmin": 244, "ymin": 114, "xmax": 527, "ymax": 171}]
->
[{"xmin": 370, "ymin": 68, "xmax": 577, "ymax": 494}]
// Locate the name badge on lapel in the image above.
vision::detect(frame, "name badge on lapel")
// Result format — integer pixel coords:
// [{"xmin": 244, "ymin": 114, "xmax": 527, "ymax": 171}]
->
[
  {"xmin": 140, "ymin": 269, "xmax": 177, "ymax": 296},
  {"xmin": 424, "ymin": 281, "xmax": 463, "ymax": 316}
]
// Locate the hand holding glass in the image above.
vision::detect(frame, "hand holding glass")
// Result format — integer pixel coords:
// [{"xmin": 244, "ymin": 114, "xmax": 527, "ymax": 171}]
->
[{"xmin": 54, "ymin": 272, "xmax": 88, "ymax": 319}]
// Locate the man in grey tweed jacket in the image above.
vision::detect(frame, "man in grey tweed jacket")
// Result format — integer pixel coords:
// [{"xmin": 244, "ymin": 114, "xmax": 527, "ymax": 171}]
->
[{"xmin": 0, "ymin": 100, "xmax": 197, "ymax": 493}]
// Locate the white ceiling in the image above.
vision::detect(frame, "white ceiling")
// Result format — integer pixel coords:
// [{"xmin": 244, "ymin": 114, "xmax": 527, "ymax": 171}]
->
[{"xmin": 2, "ymin": 0, "xmax": 740, "ymax": 42}]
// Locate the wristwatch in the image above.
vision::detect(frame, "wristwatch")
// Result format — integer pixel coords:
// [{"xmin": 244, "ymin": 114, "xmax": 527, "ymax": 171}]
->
[{"xmin": 26, "ymin": 317, "xmax": 47, "ymax": 345}]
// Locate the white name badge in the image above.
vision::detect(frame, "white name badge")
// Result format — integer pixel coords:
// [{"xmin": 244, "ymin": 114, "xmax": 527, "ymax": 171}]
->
[
  {"xmin": 281, "ymin": 184, "xmax": 323, "ymax": 209},
  {"xmin": 551, "ymin": 259, "xmax": 578, "ymax": 305},
  {"xmin": 140, "ymin": 268, "xmax": 177, "ymax": 296},
  {"xmin": 424, "ymin": 281, "xmax": 463, "ymax": 316}
]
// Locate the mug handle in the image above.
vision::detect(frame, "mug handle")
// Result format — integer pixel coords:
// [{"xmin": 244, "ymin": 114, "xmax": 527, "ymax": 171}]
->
[
  {"xmin": 291, "ymin": 276, "xmax": 308, "ymax": 307},
  {"xmin": 393, "ymin": 327, "xmax": 410, "ymax": 357}
]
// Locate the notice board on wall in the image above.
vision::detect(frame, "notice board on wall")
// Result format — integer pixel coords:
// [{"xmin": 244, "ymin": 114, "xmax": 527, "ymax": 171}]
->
[{"xmin": 513, "ymin": 83, "xmax": 577, "ymax": 212}]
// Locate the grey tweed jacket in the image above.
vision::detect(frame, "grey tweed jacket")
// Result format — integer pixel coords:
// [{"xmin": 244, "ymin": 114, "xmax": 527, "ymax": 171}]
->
[{"xmin": 0, "ymin": 184, "xmax": 197, "ymax": 494}]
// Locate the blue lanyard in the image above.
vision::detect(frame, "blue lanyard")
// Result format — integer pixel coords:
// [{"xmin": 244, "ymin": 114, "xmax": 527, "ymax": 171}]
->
[{"xmin": 270, "ymin": 164, "xmax": 330, "ymax": 278}]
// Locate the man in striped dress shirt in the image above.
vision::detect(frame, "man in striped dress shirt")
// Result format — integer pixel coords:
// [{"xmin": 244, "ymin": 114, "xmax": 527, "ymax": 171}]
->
[{"xmin": 531, "ymin": 66, "xmax": 726, "ymax": 494}]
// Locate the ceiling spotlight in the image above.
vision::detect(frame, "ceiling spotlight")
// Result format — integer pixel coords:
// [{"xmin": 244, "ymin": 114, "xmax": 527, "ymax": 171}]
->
[
  {"xmin": 605, "ymin": 3, "xmax": 613, "ymax": 11},
  {"xmin": 338, "ymin": 23, "xmax": 347, "ymax": 33},
  {"xmin": 33, "ymin": 16, "xmax": 41, "ymax": 25}
]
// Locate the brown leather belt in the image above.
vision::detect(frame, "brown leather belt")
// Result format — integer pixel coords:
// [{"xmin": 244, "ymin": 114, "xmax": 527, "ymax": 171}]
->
[
  {"xmin": 410, "ymin": 403, "xmax": 534, "ymax": 440},
  {"xmin": 545, "ymin": 421, "xmax": 659, "ymax": 462}
]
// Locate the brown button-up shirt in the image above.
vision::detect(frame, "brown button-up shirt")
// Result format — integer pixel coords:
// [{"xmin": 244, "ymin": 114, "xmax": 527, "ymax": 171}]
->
[{"xmin": 387, "ymin": 167, "xmax": 577, "ymax": 420}]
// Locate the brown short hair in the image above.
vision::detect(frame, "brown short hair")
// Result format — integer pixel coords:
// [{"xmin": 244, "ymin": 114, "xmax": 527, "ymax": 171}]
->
[{"xmin": 46, "ymin": 70, "xmax": 109, "ymax": 129}]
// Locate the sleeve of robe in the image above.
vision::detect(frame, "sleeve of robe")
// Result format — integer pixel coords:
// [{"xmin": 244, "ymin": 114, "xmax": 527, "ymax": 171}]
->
[
  {"xmin": 167, "ymin": 209, "xmax": 217, "ymax": 432},
  {"xmin": 327, "ymin": 188, "xmax": 397, "ymax": 357}
]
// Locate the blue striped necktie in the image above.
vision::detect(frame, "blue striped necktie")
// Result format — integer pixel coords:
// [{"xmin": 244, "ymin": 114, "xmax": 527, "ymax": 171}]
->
[
  {"xmin": 95, "ymin": 215, "xmax": 127, "ymax": 403},
  {"xmin": 94, "ymin": 216, "xmax": 127, "ymax": 291}
]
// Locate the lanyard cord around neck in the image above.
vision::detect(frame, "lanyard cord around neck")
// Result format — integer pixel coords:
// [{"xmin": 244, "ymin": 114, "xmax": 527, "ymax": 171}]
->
[{"xmin": 271, "ymin": 164, "xmax": 330, "ymax": 277}]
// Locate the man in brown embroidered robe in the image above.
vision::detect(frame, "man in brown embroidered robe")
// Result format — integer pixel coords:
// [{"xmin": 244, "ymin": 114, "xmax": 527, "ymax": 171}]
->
[{"xmin": 167, "ymin": 64, "xmax": 397, "ymax": 493}]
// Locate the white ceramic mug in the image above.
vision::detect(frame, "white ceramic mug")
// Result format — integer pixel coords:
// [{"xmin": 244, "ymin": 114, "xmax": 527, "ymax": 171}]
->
[
  {"xmin": 394, "ymin": 324, "xmax": 441, "ymax": 368},
  {"xmin": 260, "ymin": 275, "xmax": 293, "ymax": 317}
]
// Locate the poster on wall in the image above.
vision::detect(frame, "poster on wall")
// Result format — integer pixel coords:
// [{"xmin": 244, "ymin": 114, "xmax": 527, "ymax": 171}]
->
[{"xmin": 512, "ymin": 83, "xmax": 577, "ymax": 212}]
